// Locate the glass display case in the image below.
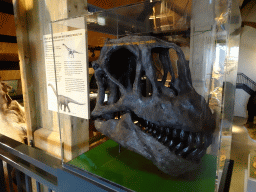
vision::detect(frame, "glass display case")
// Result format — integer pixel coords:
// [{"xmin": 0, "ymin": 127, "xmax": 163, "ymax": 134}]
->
[{"xmin": 48, "ymin": 0, "xmax": 241, "ymax": 191}]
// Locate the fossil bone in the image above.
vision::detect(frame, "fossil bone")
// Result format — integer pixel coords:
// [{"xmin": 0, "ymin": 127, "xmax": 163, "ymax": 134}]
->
[
  {"xmin": 92, "ymin": 36, "xmax": 216, "ymax": 176},
  {"xmin": 0, "ymin": 82, "xmax": 27, "ymax": 143}
]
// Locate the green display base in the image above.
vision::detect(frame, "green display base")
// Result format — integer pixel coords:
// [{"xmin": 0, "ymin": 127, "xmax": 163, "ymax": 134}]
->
[{"xmin": 68, "ymin": 140, "xmax": 217, "ymax": 192}]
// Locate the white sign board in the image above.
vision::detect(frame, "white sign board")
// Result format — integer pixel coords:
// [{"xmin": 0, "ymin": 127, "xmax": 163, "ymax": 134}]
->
[{"xmin": 43, "ymin": 29, "xmax": 89, "ymax": 119}]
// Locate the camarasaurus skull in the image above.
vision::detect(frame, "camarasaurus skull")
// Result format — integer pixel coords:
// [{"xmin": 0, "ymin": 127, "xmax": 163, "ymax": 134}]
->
[{"xmin": 92, "ymin": 36, "xmax": 216, "ymax": 176}]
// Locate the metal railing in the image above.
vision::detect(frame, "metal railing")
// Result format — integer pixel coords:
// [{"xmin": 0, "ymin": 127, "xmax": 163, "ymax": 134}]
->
[
  {"xmin": 236, "ymin": 73, "xmax": 256, "ymax": 95},
  {"xmin": 0, "ymin": 134, "xmax": 61, "ymax": 192},
  {"xmin": 0, "ymin": 134, "xmax": 129, "ymax": 192}
]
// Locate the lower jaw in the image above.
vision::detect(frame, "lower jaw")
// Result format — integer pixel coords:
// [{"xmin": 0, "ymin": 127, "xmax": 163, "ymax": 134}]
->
[
  {"xmin": 131, "ymin": 113, "xmax": 210, "ymax": 163},
  {"xmin": 94, "ymin": 113, "xmax": 204, "ymax": 176}
]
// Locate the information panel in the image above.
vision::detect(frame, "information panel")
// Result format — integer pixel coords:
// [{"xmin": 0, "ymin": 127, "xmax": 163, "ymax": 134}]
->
[{"xmin": 44, "ymin": 29, "xmax": 89, "ymax": 119}]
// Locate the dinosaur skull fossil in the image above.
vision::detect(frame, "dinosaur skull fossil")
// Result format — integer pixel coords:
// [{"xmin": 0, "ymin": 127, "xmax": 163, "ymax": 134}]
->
[{"xmin": 91, "ymin": 36, "xmax": 216, "ymax": 176}]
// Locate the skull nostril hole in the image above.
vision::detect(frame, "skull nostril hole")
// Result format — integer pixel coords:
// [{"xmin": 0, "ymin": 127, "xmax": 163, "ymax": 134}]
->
[
  {"xmin": 151, "ymin": 51, "xmax": 165, "ymax": 84},
  {"xmin": 151, "ymin": 48, "xmax": 175, "ymax": 88},
  {"xmin": 151, "ymin": 48, "xmax": 179, "ymax": 95}
]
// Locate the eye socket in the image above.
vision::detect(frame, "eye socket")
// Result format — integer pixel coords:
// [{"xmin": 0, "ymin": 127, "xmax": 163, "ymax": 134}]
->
[{"xmin": 106, "ymin": 48, "xmax": 137, "ymax": 91}]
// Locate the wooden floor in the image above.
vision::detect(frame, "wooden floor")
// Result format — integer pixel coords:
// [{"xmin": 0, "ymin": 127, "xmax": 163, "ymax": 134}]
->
[{"xmin": 230, "ymin": 116, "xmax": 256, "ymax": 192}]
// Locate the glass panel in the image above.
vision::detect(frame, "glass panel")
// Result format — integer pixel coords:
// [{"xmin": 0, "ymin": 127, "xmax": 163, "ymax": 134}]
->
[
  {"xmin": 50, "ymin": 16, "xmax": 89, "ymax": 161},
  {"xmin": 216, "ymin": 0, "xmax": 241, "ymax": 187},
  {"xmin": 49, "ymin": 0, "xmax": 240, "ymax": 191}
]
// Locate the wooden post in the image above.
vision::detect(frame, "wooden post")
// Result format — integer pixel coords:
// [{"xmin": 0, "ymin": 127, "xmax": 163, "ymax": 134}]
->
[
  {"xmin": 13, "ymin": 0, "xmax": 90, "ymax": 161},
  {"xmin": 12, "ymin": 0, "xmax": 38, "ymax": 144}
]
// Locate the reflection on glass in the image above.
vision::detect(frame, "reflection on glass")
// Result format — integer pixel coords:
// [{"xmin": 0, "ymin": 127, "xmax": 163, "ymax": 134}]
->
[{"xmin": 49, "ymin": 0, "xmax": 241, "ymax": 190}]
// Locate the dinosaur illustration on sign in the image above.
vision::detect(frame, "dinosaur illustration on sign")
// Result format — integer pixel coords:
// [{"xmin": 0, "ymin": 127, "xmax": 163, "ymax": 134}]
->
[
  {"xmin": 62, "ymin": 44, "xmax": 82, "ymax": 58},
  {"xmin": 48, "ymin": 83, "xmax": 85, "ymax": 112}
]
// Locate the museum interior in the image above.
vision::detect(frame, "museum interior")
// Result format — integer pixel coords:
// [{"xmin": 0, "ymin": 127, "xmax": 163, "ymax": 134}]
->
[{"xmin": 0, "ymin": 0, "xmax": 255, "ymax": 191}]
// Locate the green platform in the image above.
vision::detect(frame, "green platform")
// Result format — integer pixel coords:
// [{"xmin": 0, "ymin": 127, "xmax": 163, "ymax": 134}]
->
[{"xmin": 68, "ymin": 140, "xmax": 217, "ymax": 192}]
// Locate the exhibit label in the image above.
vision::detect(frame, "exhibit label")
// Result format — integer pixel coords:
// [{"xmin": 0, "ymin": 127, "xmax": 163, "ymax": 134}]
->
[{"xmin": 43, "ymin": 29, "xmax": 89, "ymax": 119}]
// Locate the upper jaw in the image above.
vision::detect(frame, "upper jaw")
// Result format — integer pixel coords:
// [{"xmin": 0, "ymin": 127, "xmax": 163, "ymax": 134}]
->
[{"xmin": 92, "ymin": 90, "xmax": 215, "ymax": 133}]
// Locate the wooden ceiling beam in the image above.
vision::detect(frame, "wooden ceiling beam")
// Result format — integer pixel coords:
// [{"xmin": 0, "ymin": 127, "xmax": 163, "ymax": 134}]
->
[{"xmin": 0, "ymin": 1, "xmax": 14, "ymax": 15}]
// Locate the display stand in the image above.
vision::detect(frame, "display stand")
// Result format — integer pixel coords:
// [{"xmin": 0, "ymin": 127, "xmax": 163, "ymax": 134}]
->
[{"xmin": 68, "ymin": 140, "xmax": 217, "ymax": 192}]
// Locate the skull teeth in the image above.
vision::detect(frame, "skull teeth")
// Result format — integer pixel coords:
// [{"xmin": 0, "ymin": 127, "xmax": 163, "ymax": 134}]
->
[
  {"xmin": 133, "ymin": 116, "xmax": 211, "ymax": 163},
  {"xmin": 161, "ymin": 136, "xmax": 168, "ymax": 144}
]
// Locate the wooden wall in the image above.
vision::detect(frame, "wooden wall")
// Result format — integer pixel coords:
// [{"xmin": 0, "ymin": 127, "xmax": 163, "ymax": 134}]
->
[{"xmin": 0, "ymin": 1, "xmax": 20, "ymax": 81}]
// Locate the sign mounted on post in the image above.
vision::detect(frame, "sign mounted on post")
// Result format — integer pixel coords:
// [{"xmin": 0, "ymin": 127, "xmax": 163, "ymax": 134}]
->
[{"xmin": 43, "ymin": 29, "xmax": 89, "ymax": 119}]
